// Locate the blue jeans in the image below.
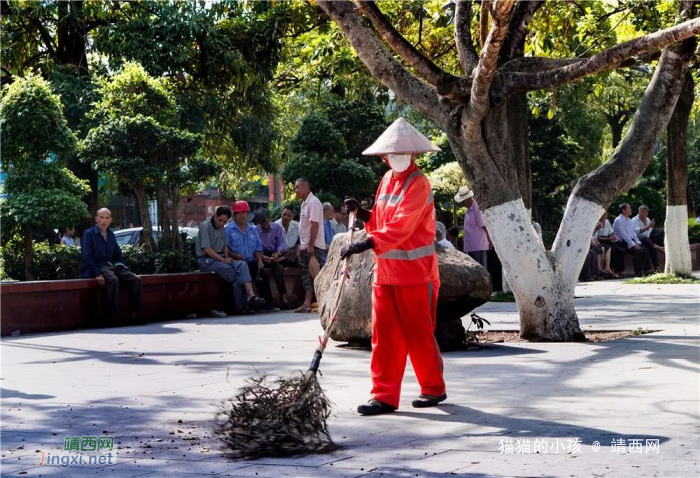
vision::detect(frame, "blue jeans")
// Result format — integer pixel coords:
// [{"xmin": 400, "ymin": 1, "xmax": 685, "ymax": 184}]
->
[{"xmin": 198, "ymin": 257, "xmax": 251, "ymax": 307}]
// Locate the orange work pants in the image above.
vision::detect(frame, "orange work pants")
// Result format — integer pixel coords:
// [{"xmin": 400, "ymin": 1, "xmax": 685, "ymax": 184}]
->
[{"xmin": 370, "ymin": 280, "xmax": 445, "ymax": 408}]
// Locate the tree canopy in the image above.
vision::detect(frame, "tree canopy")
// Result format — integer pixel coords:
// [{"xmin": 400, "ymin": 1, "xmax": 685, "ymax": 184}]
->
[{"xmin": 0, "ymin": 75, "xmax": 89, "ymax": 279}]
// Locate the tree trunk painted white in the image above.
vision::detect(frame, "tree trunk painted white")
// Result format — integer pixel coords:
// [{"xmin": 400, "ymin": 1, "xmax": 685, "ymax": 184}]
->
[
  {"xmin": 482, "ymin": 196, "xmax": 602, "ymax": 341},
  {"xmin": 551, "ymin": 195, "xmax": 605, "ymax": 286},
  {"xmin": 500, "ymin": 207, "xmax": 539, "ymax": 293},
  {"xmin": 665, "ymin": 73, "xmax": 693, "ymax": 276},
  {"xmin": 664, "ymin": 205, "xmax": 692, "ymax": 275},
  {"xmin": 501, "ymin": 271, "xmax": 512, "ymax": 293}
]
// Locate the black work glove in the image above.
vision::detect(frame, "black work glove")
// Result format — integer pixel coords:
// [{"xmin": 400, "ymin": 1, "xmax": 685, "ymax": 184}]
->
[
  {"xmin": 344, "ymin": 197, "xmax": 371, "ymax": 222},
  {"xmin": 340, "ymin": 238, "xmax": 374, "ymax": 260}
]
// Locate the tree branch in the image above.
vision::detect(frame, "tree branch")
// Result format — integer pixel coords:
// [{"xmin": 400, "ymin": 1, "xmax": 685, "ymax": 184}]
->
[
  {"xmin": 480, "ymin": 0, "xmax": 491, "ymax": 49},
  {"xmin": 500, "ymin": 0, "xmax": 545, "ymax": 61},
  {"xmin": 280, "ymin": 17, "xmax": 329, "ymax": 39},
  {"xmin": 499, "ymin": 50, "xmax": 660, "ymax": 77},
  {"xmin": 500, "ymin": 17, "xmax": 700, "ymax": 96},
  {"xmin": 466, "ymin": 0, "xmax": 515, "ymax": 126},
  {"xmin": 500, "ymin": 57, "xmax": 584, "ymax": 72},
  {"xmin": 454, "ymin": 0, "xmax": 479, "ymax": 73},
  {"xmin": 30, "ymin": 16, "xmax": 56, "ymax": 58},
  {"xmin": 317, "ymin": 0, "xmax": 451, "ymax": 127},
  {"xmin": 572, "ymin": 32, "xmax": 697, "ymax": 209},
  {"xmin": 356, "ymin": 0, "xmax": 445, "ymax": 86},
  {"xmin": 354, "ymin": 0, "xmax": 469, "ymax": 102}
]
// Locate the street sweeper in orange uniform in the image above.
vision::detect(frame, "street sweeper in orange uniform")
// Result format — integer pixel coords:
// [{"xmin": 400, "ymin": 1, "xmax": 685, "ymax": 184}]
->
[{"xmin": 341, "ymin": 117, "xmax": 447, "ymax": 416}]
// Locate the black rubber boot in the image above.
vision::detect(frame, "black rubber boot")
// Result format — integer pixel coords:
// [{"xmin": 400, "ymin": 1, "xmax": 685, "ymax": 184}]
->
[
  {"xmin": 411, "ymin": 394, "xmax": 447, "ymax": 408},
  {"xmin": 357, "ymin": 399, "xmax": 397, "ymax": 416}
]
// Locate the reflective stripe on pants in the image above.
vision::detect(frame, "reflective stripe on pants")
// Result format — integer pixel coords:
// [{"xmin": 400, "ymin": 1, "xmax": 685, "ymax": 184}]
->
[{"xmin": 370, "ymin": 280, "xmax": 445, "ymax": 408}]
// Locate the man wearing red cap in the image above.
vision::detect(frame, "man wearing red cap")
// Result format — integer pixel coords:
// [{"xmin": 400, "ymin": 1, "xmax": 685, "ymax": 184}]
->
[
  {"xmin": 226, "ymin": 200, "xmax": 275, "ymax": 311},
  {"xmin": 341, "ymin": 118, "xmax": 446, "ymax": 416}
]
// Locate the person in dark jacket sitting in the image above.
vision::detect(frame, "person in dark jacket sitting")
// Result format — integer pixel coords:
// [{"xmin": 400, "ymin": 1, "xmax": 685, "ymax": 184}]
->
[{"xmin": 80, "ymin": 208, "xmax": 143, "ymax": 323}]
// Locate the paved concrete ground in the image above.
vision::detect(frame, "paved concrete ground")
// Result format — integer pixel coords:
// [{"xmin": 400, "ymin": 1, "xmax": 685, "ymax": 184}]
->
[{"xmin": 1, "ymin": 279, "xmax": 698, "ymax": 477}]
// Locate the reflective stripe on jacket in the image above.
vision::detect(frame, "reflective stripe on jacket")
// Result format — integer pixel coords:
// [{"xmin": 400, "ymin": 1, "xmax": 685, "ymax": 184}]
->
[{"xmin": 365, "ymin": 162, "xmax": 439, "ymax": 285}]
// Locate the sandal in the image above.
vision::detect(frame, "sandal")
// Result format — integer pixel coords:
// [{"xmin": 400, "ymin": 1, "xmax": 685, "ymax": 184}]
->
[
  {"xmin": 294, "ymin": 306, "xmax": 313, "ymax": 313},
  {"xmin": 247, "ymin": 295, "xmax": 266, "ymax": 307}
]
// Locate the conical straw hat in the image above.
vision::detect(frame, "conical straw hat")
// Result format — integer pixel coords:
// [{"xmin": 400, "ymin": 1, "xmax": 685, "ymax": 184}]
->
[{"xmin": 363, "ymin": 117, "xmax": 441, "ymax": 155}]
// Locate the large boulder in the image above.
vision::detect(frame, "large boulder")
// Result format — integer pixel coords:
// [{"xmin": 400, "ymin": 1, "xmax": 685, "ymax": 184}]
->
[{"xmin": 316, "ymin": 230, "xmax": 492, "ymax": 351}]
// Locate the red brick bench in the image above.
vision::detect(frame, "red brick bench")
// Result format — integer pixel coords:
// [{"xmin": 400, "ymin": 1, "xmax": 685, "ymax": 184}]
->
[
  {"xmin": 621, "ymin": 243, "xmax": 700, "ymax": 274},
  {"xmin": 0, "ymin": 268, "xmax": 305, "ymax": 337}
]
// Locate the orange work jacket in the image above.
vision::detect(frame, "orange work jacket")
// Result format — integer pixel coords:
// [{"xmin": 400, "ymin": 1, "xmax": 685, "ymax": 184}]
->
[{"xmin": 365, "ymin": 162, "xmax": 439, "ymax": 286}]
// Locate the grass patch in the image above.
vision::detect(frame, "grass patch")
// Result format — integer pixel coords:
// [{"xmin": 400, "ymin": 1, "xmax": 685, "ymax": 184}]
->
[
  {"xmin": 490, "ymin": 292, "xmax": 515, "ymax": 302},
  {"xmin": 627, "ymin": 273, "xmax": 700, "ymax": 285},
  {"xmin": 631, "ymin": 327, "xmax": 653, "ymax": 336}
]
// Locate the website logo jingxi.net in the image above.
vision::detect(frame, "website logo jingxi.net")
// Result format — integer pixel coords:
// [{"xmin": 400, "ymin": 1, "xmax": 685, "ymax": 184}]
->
[{"xmin": 35, "ymin": 436, "xmax": 117, "ymax": 468}]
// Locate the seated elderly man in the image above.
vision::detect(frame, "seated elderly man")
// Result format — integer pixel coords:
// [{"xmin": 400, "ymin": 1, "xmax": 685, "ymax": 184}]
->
[
  {"xmin": 334, "ymin": 203, "xmax": 348, "ymax": 234},
  {"xmin": 255, "ymin": 208, "xmax": 292, "ymax": 309},
  {"xmin": 196, "ymin": 206, "xmax": 266, "ymax": 315},
  {"xmin": 631, "ymin": 205, "xmax": 664, "ymax": 272},
  {"xmin": 613, "ymin": 203, "xmax": 653, "ymax": 276},
  {"xmin": 446, "ymin": 226, "xmax": 461, "ymax": 250},
  {"xmin": 435, "ymin": 221, "xmax": 455, "ymax": 249},
  {"xmin": 81, "ymin": 208, "xmax": 143, "ymax": 324},
  {"xmin": 321, "ymin": 202, "xmax": 337, "ymax": 266},
  {"xmin": 226, "ymin": 201, "xmax": 276, "ymax": 311},
  {"xmin": 275, "ymin": 205, "xmax": 300, "ymax": 266}
]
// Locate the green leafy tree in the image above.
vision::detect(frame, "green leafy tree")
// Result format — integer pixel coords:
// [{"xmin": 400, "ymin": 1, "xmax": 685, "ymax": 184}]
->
[
  {"xmin": 0, "ymin": 76, "xmax": 89, "ymax": 280},
  {"xmin": 166, "ymin": 156, "xmax": 222, "ymax": 233},
  {"xmin": 81, "ymin": 63, "xmax": 200, "ymax": 249},
  {"xmin": 281, "ymin": 152, "xmax": 375, "ymax": 201},
  {"xmin": 281, "ymin": 106, "xmax": 379, "ymax": 200},
  {"xmin": 1, "ymin": 1, "xmax": 300, "ymax": 215},
  {"xmin": 529, "ymin": 100, "xmax": 583, "ymax": 230},
  {"xmin": 417, "ymin": 134, "xmax": 457, "ymax": 174},
  {"xmin": 427, "ymin": 162, "xmax": 470, "ymax": 226}
]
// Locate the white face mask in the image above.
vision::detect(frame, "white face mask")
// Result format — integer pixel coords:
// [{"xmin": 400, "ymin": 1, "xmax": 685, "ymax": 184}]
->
[{"xmin": 387, "ymin": 154, "xmax": 412, "ymax": 173}]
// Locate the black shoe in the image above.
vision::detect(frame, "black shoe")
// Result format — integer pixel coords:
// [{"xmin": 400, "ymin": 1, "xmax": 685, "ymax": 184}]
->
[
  {"xmin": 357, "ymin": 399, "xmax": 396, "ymax": 416},
  {"xmin": 411, "ymin": 394, "xmax": 447, "ymax": 408}
]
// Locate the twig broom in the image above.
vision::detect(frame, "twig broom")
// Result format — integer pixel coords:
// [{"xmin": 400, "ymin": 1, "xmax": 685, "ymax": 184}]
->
[{"xmin": 216, "ymin": 212, "xmax": 357, "ymax": 458}]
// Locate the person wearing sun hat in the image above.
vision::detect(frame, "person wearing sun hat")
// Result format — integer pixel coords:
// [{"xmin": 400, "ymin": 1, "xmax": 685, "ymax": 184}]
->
[
  {"xmin": 341, "ymin": 117, "xmax": 447, "ymax": 416},
  {"xmin": 454, "ymin": 185, "xmax": 492, "ymax": 268}
]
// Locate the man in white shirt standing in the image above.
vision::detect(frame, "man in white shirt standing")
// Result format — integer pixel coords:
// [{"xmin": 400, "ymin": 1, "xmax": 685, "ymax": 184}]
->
[
  {"xmin": 613, "ymin": 203, "xmax": 652, "ymax": 276},
  {"xmin": 631, "ymin": 205, "xmax": 663, "ymax": 272},
  {"xmin": 295, "ymin": 178, "xmax": 325, "ymax": 312}
]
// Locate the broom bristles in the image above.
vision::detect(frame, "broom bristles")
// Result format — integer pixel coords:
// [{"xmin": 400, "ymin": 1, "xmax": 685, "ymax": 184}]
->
[{"xmin": 216, "ymin": 371, "xmax": 337, "ymax": 458}]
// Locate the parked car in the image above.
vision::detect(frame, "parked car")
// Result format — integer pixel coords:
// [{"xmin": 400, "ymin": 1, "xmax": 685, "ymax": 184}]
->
[{"xmin": 114, "ymin": 227, "xmax": 199, "ymax": 246}]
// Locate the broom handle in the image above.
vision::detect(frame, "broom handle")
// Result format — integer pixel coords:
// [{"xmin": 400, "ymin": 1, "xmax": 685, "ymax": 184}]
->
[{"xmin": 307, "ymin": 210, "xmax": 357, "ymax": 373}]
